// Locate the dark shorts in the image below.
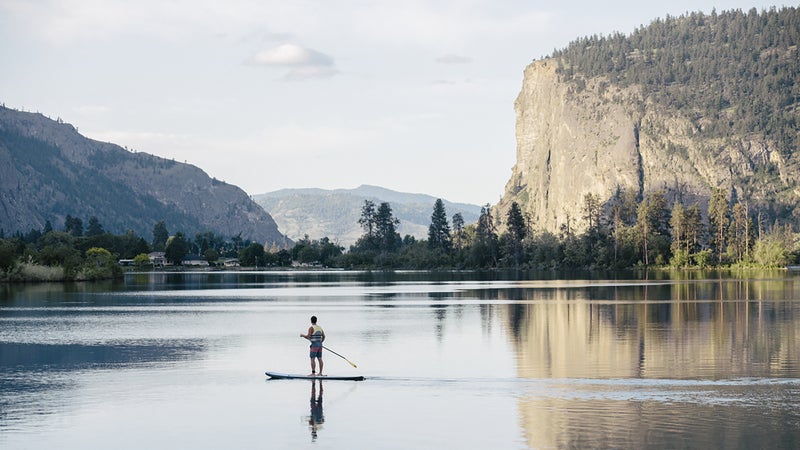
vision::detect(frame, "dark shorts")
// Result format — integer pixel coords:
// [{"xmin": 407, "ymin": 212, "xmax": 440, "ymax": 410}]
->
[{"xmin": 309, "ymin": 345, "xmax": 322, "ymax": 359}]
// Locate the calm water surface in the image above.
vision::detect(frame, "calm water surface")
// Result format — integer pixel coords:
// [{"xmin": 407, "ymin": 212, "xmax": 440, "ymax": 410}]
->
[{"xmin": 1, "ymin": 270, "xmax": 799, "ymax": 449}]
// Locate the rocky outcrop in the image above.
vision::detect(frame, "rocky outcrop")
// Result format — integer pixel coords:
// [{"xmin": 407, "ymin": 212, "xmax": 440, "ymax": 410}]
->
[{"xmin": 495, "ymin": 60, "xmax": 799, "ymax": 234}]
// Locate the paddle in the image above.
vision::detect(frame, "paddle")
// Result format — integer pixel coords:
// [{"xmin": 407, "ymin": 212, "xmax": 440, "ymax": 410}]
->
[{"xmin": 303, "ymin": 337, "xmax": 358, "ymax": 368}]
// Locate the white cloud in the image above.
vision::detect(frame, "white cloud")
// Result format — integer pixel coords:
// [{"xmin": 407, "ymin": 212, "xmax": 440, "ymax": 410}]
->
[
  {"xmin": 248, "ymin": 44, "xmax": 325, "ymax": 66},
  {"xmin": 246, "ymin": 44, "xmax": 338, "ymax": 80},
  {"xmin": 436, "ymin": 54, "xmax": 473, "ymax": 64}
]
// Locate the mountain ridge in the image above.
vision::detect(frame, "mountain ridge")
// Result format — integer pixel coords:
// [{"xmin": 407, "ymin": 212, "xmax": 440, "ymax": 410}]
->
[
  {"xmin": 254, "ymin": 185, "xmax": 481, "ymax": 246},
  {"xmin": 0, "ymin": 106, "xmax": 289, "ymax": 246}
]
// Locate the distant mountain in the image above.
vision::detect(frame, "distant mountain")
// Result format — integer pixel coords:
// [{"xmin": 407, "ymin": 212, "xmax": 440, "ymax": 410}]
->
[
  {"xmin": 254, "ymin": 185, "xmax": 481, "ymax": 246},
  {"xmin": 0, "ymin": 106, "xmax": 289, "ymax": 246}
]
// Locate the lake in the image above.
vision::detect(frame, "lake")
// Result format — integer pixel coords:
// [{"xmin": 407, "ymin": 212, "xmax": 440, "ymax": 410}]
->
[{"xmin": 1, "ymin": 270, "xmax": 799, "ymax": 449}]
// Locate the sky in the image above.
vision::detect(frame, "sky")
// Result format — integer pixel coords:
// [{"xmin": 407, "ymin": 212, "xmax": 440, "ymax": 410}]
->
[{"xmin": 0, "ymin": 1, "xmax": 786, "ymax": 205}]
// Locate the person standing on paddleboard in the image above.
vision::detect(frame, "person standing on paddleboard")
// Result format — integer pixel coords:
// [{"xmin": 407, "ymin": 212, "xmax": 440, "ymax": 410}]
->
[{"xmin": 300, "ymin": 316, "xmax": 325, "ymax": 376}]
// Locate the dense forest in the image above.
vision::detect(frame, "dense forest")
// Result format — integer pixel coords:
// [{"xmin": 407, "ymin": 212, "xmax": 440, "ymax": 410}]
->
[{"xmin": 552, "ymin": 6, "xmax": 799, "ymax": 151}]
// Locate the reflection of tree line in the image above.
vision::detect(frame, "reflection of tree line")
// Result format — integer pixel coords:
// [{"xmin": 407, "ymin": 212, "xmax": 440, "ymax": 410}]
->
[{"xmin": 497, "ymin": 277, "xmax": 799, "ymax": 379}]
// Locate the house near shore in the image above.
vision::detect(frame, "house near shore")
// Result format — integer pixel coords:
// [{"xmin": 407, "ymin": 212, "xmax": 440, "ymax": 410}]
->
[
  {"xmin": 222, "ymin": 258, "xmax": 240, "ymax": 267},
  {"xmin": 148, "ymin": 252, "xmax": 166, "ymax": 267},
  {"xmin": 182, "ymin": 254, "xmax": 209, "ymax": 267}
]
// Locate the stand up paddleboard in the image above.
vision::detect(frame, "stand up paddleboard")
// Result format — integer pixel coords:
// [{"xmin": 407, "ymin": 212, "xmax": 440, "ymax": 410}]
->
[{"xmin": 265, "ymin": 371, "xmax": 365, "ymax": 381}]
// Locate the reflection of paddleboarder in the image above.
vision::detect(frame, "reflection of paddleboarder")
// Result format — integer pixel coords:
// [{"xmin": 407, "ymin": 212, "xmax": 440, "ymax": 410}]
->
[
  {"xmin": 308, "ymin": 379, "xmax": 324, "ymax": 441},
  {"xmin": 300, "ymin": 316, "xmax": 325, "ymax": 376}
]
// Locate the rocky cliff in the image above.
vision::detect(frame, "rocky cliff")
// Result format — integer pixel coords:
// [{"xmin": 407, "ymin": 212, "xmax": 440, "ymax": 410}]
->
[
  {"xmin": 0, "ymin": 106, "xmax": 289, "ymax": 246},
  {"xmin": 496, "ymin": 9, "xmax": 800, "ymax": 234}
]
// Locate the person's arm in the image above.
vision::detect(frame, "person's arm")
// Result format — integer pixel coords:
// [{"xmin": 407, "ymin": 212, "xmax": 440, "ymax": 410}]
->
[
  {"xmin": 300, "ymin": 326, "xmax": 314, "ymax": 339},
  {"xmin": 321, "ymin": 329, "xmax": 326, "ymax": 342}
]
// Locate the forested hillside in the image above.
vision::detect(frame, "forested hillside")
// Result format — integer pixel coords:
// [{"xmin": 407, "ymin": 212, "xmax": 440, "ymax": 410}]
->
[{"xmin": 553, "ymin": 7, "xmax": 799, "ymax": 151}]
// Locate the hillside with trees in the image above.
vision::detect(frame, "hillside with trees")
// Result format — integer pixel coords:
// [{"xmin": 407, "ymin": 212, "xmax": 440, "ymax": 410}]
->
[{"xmin": 552, "ymin": 7, "xmax": 799, "ymax": 152}]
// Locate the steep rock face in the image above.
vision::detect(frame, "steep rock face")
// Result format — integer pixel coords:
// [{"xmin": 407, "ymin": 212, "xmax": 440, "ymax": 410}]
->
[
  {"xmin": 495, "ymin": 60, "xmax": 797, "ymax": 233},
  {"xmin": 0, "ymin": 106, "xmax": 289, "ymax": 246}
]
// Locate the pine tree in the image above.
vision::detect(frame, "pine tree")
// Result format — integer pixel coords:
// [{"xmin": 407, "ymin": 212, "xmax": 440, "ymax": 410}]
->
[
  {"xmin": 358, "ymin": 200, "xmax": 377, "ymax": 239},
  {"xmin": 152, "ymin": 221, "xmax": 169, "ymax": 252},
  {"xmin": 708, "ymin": 187, "xmax": 730, "ymax": 264},
  {"xmin": 375, "ymin": 202, "xmax": 400, "ymax": 253},
  {"xmin": 64, "ymin": 215, "xmax": 83, "ymax": 237},
  {"xmin": 451, "ymin": 213, "xmax": 465, "ymax": 250},
  {"xmin": 86, "ymin": 216, "xmax": 104, "ymax": 237},
  {"xmin": 427, "ymin": 199, "xmax": 451, "ymax": 252},
  {"xmin": 505, "ymin": 202, "xmax": 528, "ymax": 268},
  {"xmin": 506, "ymin": 202, "xmax": 528, "ymax": 243}
]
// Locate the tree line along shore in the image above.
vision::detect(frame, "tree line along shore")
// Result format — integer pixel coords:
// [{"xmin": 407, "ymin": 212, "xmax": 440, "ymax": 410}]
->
[{"xmin": 1, "ymin": 187, "xmax": 798, "ymax": 282}]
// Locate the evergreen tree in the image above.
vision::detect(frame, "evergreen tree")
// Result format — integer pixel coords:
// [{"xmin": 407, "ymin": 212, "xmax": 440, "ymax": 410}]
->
[
  {"xmin": 152, "ymin": 221, "xmax": 169, "ymax": 252},
  {"xmin": 581, "ymin": 193, "xmax": 602, "ymax": 234},
  {"xmin": 472, "ymin": 204, "xmax": 498, "ymax": 267},
  {"xmin": 427, "ymin": 199, "xmax": 452, "ymax": 252},
  {"xmin": 684, "ymin": 203, "xmax": 703, "ymax": 257},
  {"xmin": 669, "ymin": 202, "xmax": 688, "ymax": 266},
  {"xmin": 637, "ymin": 191, "xmax": 670, "ymax": 265},
  {"xmin": 64, "ymin": 215, "xmax": 83, "ymax": 237},
  {"xmin": 86, "ymin": 216, "xmax": 105, "ymax": 237},
  {"xmin": 375, "ymin": 202, "xmax": 400, "ymax": 253},
  {"xmin": 505, "ymin": 201, "xmax": 528, "ymax": 268},
  {"xmin": 730, "ymin": 201, "xmax": 752, "ymax": 263},
  {"xmin": 194, "ymin": 231, "xmax": 218, "ymax": 255},
  {"xmin": 451, "ymin": 213, "xmax": 465, "ymax": 250},
  {"xmin": 708, "ymin": 187, "xmax": 730, "ymax": 264},
  {"xmin": 0, "ymin": 239, "xmax": 17, "ymax": 273},
  {"xmin": 506, "ymin": 202, "xmax": 528, "ymax": 242},
  {"xmin": 358, "ymin": 200, "xmax": 377, "ymax": 239}
]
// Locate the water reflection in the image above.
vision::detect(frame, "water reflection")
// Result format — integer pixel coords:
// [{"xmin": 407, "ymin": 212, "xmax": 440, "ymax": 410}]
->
[
  {"xmin": 1, "ymin": 270, "xmax": 798, "ymax": 449},
  {"xmin": 307, "ymin": 379, "xmax": 324, "ymax": 442},
  {"xmin": 503, "ymin": 279, "xmax": 800, "ymax": 379},
  {"xmin": 498, "ymin": 275, "xmax": 800, "ymax": 449},
  {"xmin": 0, "ymin": 339, "xmax": 205, "ymax": 431},
  {"xmin": 517, "ymin": 378, "xmax": 800, "ymax": 449}
]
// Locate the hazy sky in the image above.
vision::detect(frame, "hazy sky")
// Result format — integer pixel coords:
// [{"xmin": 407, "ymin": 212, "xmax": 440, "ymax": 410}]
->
[{"xmin": 0, "ymin": 1, "xmax": 784, "ymax": 205}]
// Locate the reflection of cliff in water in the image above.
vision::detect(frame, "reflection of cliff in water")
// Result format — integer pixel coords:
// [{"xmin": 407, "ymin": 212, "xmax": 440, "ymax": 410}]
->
[
  {"xmin": 501, "ymin": 276, "xmax": 800, "ymax": 449},
  {"xmin": 502, "ymin": 277, "xmax": 800, "ymax": 379}
]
